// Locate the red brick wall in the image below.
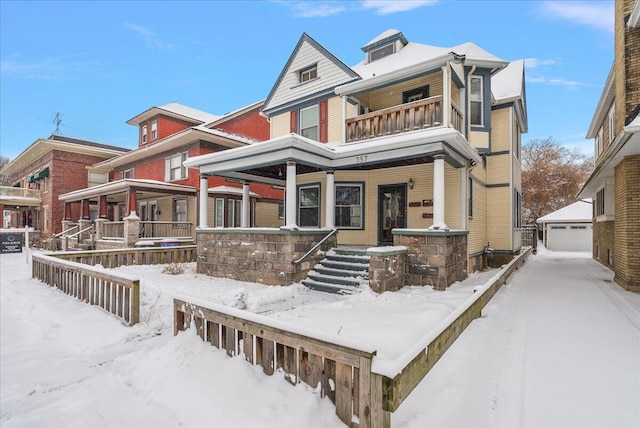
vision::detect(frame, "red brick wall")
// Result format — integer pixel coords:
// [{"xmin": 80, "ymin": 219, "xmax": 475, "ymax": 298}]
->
[
  {"xmin": 137, "ymin": 115, "xmax": 194, "ymax": 147},
  {"xmin": 216, "ymin": 109, "xmax": 269, "ymax": 141}
]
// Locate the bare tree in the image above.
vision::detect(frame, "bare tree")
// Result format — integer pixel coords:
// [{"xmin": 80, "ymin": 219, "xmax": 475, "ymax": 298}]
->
[
  {"xmin": 0, "ymin": 156, "xmax": 11, "ymax": 186},
  {"xmin": 522, "ymin": 137, "xmax": 593, "ymax": 222}
]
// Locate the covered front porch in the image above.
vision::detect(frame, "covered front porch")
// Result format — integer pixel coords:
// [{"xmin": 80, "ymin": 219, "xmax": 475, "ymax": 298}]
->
[{"xmin": 185, "ymin": 130, "xmax": 481, "ymax": 290}]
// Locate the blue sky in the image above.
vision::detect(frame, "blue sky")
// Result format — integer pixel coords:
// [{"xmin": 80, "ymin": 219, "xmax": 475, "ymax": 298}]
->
[{"xmin": 0, "ymin": 0, "xmax": 613, "ymax": 160}]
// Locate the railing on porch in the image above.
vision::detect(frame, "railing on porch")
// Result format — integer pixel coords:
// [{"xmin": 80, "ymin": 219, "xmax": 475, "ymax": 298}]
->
[
  {"xmin": 140, "ymin": 221, "xmax": 193, "ymax": 238},
  {"xmin": 0, "ymin": 186, "xmax": 42, "ymax": 199},
  {"xmin": 32, "ymin": 253, "xmax": 140, "ymax": 326},
  {"xmin": 345, "ymin": 96, "xmax": 463, "ymax": 143},
  {"xmin": 520, "ymin": 224, "xmax": 538, "ymax": 254},
  {"xmin": 103, "ymin": 221, "xmax": 124, "ymax": 239},
  {"xmin": 51, "ymin": 245, "xmax": 197, "ymax": 268}
]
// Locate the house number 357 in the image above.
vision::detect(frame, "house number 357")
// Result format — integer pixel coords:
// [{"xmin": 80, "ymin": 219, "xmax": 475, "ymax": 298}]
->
[{"xmin": 355, "ymin": 155, "xmax": 368, "ymax": 163}]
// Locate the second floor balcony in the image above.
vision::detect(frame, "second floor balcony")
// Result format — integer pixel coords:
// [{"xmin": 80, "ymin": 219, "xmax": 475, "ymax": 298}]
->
[
  {"xmin": 345, "ymin": 96, "xmax": 463, "ymax": 143},
  {"xmin": 0, "ymin": 186, "xmax": 42, "ymax": 206}
]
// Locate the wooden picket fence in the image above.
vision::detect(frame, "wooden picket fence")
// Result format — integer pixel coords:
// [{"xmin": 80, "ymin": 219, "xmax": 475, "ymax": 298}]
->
[
  {"xmin": 51, "ymin": 245, "xmax": 197, "ymax": 268},
  {"xmin": 174, "ymin": 298, "xmax": 389, "ymax": 427},
  {"xmin": 32, "ymin": 253, "xmax": 140, "ymax": 326}
]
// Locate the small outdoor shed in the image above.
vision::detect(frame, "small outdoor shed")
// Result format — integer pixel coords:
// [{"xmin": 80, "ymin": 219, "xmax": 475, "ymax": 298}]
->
[{"xmin": 537, "ymin": 200, "xmax": 593, "ymax": 252}]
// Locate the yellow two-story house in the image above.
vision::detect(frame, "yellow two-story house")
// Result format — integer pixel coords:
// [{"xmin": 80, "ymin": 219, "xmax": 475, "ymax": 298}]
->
[{"xmin": 186, "ymin": 30, "xmax": 527, "ymax": 292}]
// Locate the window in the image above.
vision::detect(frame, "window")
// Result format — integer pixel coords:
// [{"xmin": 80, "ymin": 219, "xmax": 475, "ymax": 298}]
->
[
  {"xmin": 151, "ymin": 120, "xmax": 158, "ymax": 140},
  {"xmin": 278, "ymin": 203, "xmax": 285, "ymax": 219},
  {"xmin": 299, "ymin": 184, "xmax": 320, "ymax": 227},
  {"xmin": 369, "ymin": 43, "xmax": 394, "ymax": 62},
  {"xmin": 88, "ymin": 171, "xmax": 108, "ymax": 187},
  {"xmin": 335, "ymin": 184, "xmax": 363, "ymax": 228},
  {"xmin": 142, "ymin": 124, "xmax": 147, "ymax": 143},
  {"xmin": 122, "ymin": 169, "xmax": 133, "ymax": 179},
  {"xmin": 596, "ymin": 188, "xmax": 605, "ymax": 216},
  {"xmin": 513, "ymin": 189, "xmax": 522, "ymax": 228},
  {"xmin": 165, "ymin": 152, "xmax": 188, "ymax": 181},
  {"xmin": 227, "ymin": 199, "xmax": 242, "ymax": 227},
  {"xmin": 402, "ymin": 86, "xmax": 430, "ymax": 103},
  {"xmin": 300, "ymin": 105, "xmax": 319, "ymax": 141},
  {"xmin": 470, "ymin": 76, "xmax": 483, "ymax": 126},
  {"xmin": 43, "ymin": 207, "xmax": 49, "ymax": 232},
  {"xmin": 608, "ymin": 106, "xmax": 615, "ymax": 143},
  {"xmin": 597, "ymin": 128, "xmax": 604, "ymax": 156},
  {"xmin": 468, "ymin": 177, "xmax": 473, "ymax": 218},
  {"xmin": 299, "ymin": 64, "xmax": 317, "ymax": 83},
  {"xmin": 173, "ymin": 198, "xmax": 187, "ymax": 222},
  {"xmin": 215, "ymin": 198, "xmax": 225, "ymax": 227}
]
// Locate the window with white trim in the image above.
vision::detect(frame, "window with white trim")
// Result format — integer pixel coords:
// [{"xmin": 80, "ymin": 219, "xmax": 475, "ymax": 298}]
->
[
  {"xmin": 142, "ymin": 124, "xmax": 147, "ymax": 143},
  {"xmin": 173, "ymin": 198, "xmax": 187, "ymax": 222},
  {"xmin": 165, "ymin": 152, "xmax": 188, "ymax": 181},
  {"xmin": 300, "ymin": 105, "xmax": 318, "ymax": 141},
  {"xmin": 608, "ymin": 106, "xmax": 615, "ymax": 143},
  {"xmin": 596, "ymin": 188, "xmax": 605, "ymax": 216},
  {"xmin": 468, "ymin": 177, "xmax": 473, "ymax": 218},
  {"xmin": 299, "ymin": 184, "xmax": 320, "ymax": 227},
  {"xmin": 151, "ymin": 120, "xmax": 158, "ymax": 140},
  {"xmin": 299, "ymin": 64, "xmax": 317, "ymax": 83},
  {"xmin": 227, "ymin": 199, "xmax": 242, "ymax": 227},
  {"xmin": 88, "ymin": 171, "xmax": 108, "ymax": 187},
  {"xmin": 122, "ymin": 168, "xmax": 133, "ymax": 179},
  {"xmin": 470, "ymin": 76, "xmax": 483, "ymax": 126},
  {"xmin": 513, "ymin": 189, "xmax": 522, "ymax": 228},
  {"xmin": 335, "ymin": 183, "xmax": 363, "ymax": 228},
  {"xmin": 215, "ymin": 198, "xmax": 224, "ymax": 227}
]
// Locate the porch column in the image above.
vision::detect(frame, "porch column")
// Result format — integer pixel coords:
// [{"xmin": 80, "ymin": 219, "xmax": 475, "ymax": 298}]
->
[
  {"xmin": 441, "ymin": 63, "xmax": 451, "ymax": 127},
  {"xmin": 199, "ymin": 174, "xmax": 208, "ymax": 228},
  {"xmin": 431, "ymin": 154, "xmax": 447, "ymax": 229},
  {"xmin": 81, "ymin": 199, "xmax": 90, "ymax": 220},
  {"xmin": 341, "ymin": 96, "xmax": 347, "ymax": 143},
  {"xmin": 63, "ymin": 202, "xmax": 72, "ymax": 221},
  {"xmin": 241, "ymin": 181, "xmax": 250, "ymax": 228},
  {"xmin": 285, "ymin": 160, "xmax": 297, "ymax": 227},
  {"xmin": 325, "ymin": 170, "xmax": 335, "ymax": 228},
  {"xmin": 126, "ymin": 190, "xmax": 137, "ymax": 216},
  {"xmin": 99, "ymin": 196, "xmax": 108, "ymax": 219}
]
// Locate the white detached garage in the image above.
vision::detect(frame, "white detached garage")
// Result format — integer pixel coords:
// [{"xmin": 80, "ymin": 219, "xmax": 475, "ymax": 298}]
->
[{"xmin": 537, "ymin": 200, "xmax": 593, "ymax": 252}]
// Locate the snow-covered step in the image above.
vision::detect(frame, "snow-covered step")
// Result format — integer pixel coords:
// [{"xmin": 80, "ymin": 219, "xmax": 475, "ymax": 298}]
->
[
  {"xmin": 301, "ymin": 278, "xmax": 360, "ymax": 295},
  {"xmin": 302, "ymin": 248, "xmax": 370, "ymax": 294}
]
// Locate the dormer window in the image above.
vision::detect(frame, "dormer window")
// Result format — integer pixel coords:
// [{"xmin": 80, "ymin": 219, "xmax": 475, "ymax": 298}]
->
[
  {"xmin": 142, "ymin": 124, "xmax": 147, "ymax": 143},
  {"xmin": 299, "ymin": 64, "xmax": 317, "ymax": 83},
  {"xmin": 369, "ymin": 42, "xmax": 394, "ymax": 62},
  {"xmin": 151, "ymin": 119, "xmax": 158, "ymax": 140}
]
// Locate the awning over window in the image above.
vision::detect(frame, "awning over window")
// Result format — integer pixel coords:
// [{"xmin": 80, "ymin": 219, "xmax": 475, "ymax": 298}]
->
[{"xmin": 31, "ymin": 167, "xmax": 49, "ymax": 181}]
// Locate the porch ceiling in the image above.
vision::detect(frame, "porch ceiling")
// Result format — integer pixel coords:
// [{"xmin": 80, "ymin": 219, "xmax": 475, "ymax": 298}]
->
[
  {"xmin": 184, "ymin": 128, "xmax": 481, "ymax": 184},
  {"xmin": 59, "ymin": 179, "xmax": 196, "ymax": 202}
]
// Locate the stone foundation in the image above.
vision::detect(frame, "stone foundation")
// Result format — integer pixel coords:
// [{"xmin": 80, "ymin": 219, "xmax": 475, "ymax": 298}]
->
[
  {"xmin": 368, "ymin": 248, "xmax": 407, "ymax": 293},
  {"xmin": 393, "ymin": 229, "xmax": 468, "ymax": 290},
  {"xmin": 196, "ymin": 228, "xmax": 337, "ymax": 286}
]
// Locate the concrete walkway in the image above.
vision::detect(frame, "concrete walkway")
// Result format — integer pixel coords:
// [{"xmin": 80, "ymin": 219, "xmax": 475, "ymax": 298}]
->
[{"xmin": 394, "ymin": 247, "xmax": 640, "ymax": 428}]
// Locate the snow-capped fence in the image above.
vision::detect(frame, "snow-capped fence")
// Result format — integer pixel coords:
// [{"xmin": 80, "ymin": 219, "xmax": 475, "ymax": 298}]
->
[
  {"xmin": 32, "ymin": 253, "xmax": 140, "ymax": 326},
  {"xmin": 49, "ymin": 245, "xmax": 197, "ymax": 268},
  {"xmin": 173, "ymin": 297, "xmax": 388, "ymax": 427}
]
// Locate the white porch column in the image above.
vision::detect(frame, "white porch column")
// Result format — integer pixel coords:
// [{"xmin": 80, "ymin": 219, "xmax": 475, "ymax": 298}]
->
[
  {"xmin": 441, "ymin": 63, "xmax": 451, "ymax": 127},
  {"xmin": 432, "ymin": 154, "xmax": 447, "ymax": 229},
  {"xmin": 241, "ymin": 181, "xmax": 250, "ymax": 228},
  {"xmin": 285, "ymin": 161, "xmax": 297, "ymax": 227},
  {"xmin": 199, "ymin": 174, "xmax": 208, "ymax": 228},
  {"xmin": 341, "ymin": 96, "xmax": 347, "ymax": 143},
  {"xmin": 325, "ymin": 170, "xmax": 335, "ymax": 228}
]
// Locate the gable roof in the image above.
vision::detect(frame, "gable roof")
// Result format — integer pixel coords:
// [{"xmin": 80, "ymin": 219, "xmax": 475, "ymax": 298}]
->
[
  {"xmin": 126, "ymin": 102, "xmax": 220, "ymax": 126},
  {"xmin": 262, "ymin": 33, "xmax": 360, "ymax": 115},
  {"xmin": 536, "ymin": 200, "xmax": 592, "ymax": 223}
]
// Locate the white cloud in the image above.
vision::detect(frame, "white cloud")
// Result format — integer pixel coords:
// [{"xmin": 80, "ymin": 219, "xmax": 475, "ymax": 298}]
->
[
  {"xmin": 0, "ymin": 53, "xmax": 100, "ymax": 80},
  {"xmin": 541, "ymin": 1, "xmax": 614, "ymax": 33},
  {"xmin": 524, "ymin": 58, "xmax": 559, "ymax": 69},
  {"xmin": 526, "ymin": 75, "xmax": 599, "ymax": 90},
  {"xmin": 271, "ymin": 1, "xmax": 345, "ymax": 18},
  {"xmin": 360, "ymin": 0, "xmax": 438, "ymax": 15},
  {"xmin": 123, "ymin": 22, "xmax": 175, "ymax": 52}
]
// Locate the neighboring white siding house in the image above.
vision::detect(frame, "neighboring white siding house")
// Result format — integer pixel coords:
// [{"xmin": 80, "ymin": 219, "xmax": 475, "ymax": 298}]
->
[{"xmin": 537, "ymin": 200, "xmax": 593, "ymax": 252}]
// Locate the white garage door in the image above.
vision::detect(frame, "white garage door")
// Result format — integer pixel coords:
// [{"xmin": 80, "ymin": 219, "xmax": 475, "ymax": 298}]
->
[{"xmin": 547, "ymin": 223, "xmax": 592, "ymax": 252}]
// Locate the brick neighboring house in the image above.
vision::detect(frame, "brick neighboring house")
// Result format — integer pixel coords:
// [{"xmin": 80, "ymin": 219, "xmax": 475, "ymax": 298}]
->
[
  {"xmin": 58, "ymin": 101, "xmax": 283, "ymax": 249},
  {"xmin": 185, "ymin": 30, "xmax": 528, "ymax": 290},
  {"xmin": 579, "ymin": 0, "xmax": 640, "ymax": 292},
  {"xmin": 0, "ymin": 135, "xmax": 130, "ymax": 243}
]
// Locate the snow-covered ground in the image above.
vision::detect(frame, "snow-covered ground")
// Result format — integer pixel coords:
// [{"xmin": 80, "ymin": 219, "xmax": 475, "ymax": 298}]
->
[{"xmin": 1, "ymin": 246, "xmax": 639, "ymax": 427}]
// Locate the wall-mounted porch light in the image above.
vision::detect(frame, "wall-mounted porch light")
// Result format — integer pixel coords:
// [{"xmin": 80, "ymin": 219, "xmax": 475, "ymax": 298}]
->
[{"xmin": 408, "ymin": 177, "xmax": 415, "ymax": 190}]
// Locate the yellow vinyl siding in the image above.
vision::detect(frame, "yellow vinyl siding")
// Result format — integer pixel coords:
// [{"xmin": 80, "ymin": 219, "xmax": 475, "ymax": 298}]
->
[
  {"xmin": 486, "ymin": 187, "xmax": 511, "ymax": 250},
  {"xmin": 469, "ymin": 131, "xmax": 489, "ymax": 150},
  {"xmin": 444, "ymin": 164, "xmax": 462, "ymax": 230},
  {"xmin": 352, "ymin": 73, "xmax": 443, "ymax": 112},
  {"xmin": 468, "ymin": 176, "xmax": 487, "ymax": 256},
  {"xmin": 270, "ymin": 112, "xmax": 290, "ymax": 139},
  {"xmin": 254, "ymin": 201, "xmax": 283, "ymax": 227},
  {"xmin": 486, "ymin": 154, "xmax": 510, "ymax": 185},
  {"xmin": 491, "ymin": 108, "xmax": 511, "ymax": 152},
  {"xmin": 327, "ymin": 96, "xmax": 343, "ymax": 143}
]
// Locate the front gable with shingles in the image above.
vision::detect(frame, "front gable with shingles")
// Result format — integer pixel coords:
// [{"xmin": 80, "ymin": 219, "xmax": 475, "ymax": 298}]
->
[{"xmin": 262, "ymin": 33, "xmax": 360, "ymax": 116}]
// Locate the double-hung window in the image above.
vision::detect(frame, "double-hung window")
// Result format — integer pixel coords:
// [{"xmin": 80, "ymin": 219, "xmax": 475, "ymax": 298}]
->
[
  {"xmin": 335, "ymin": 183, "xmax": 363, "ymax": 228},
  {"xmin": 299, "ymin": 64, "xmax": 317, "ymax": 83},
  {"xmin": 300, "ymin": 105, "xmax": 319, "ymax": 141},
  {"xmin": 142, "ymin": 125, "xmax": 147, "ymax": 144},
  {"xmin": 299, "ymin": 184, "xmax": 320, "ymax": 227},
  {"xmin": 166, "ymin": 152, "xmax": 188, "ymax": 181},
  {"xmin": 596, "ymin": 188, "xmax": 605, "ymax": 217},
  {"xmin": 470, "ymin": 76, "xmax": 483, "ymax": 126},
  {"xmin": 608, "ymin": 106, "xmax": 615, "ymax": 144},
  {"xmin": 151, "ymin": 120, "xmax": 158, "ymax": 140},
  {"xmin": 173, "ymin": 198, "xmax": 187, "ymax": 222}
]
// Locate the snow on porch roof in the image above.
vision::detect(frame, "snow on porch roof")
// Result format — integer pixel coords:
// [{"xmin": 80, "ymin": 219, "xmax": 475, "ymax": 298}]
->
[
  {"xmin": 208, "ymin": 185, "xmax": 261, "ymax": 198},
  {"xmin": 536, "ymin": 200, "xmax": 593, "ymax": 224}
]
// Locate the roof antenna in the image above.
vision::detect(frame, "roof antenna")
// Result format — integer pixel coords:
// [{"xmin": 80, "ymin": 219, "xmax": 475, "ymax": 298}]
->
[{"xmin": 52, "ymin": 112, "xmax": 63, "ymax": 135}]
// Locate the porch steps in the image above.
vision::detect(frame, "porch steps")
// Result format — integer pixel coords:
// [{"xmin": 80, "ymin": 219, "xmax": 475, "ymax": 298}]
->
[{"xmin": 302, "ymin": 248, "xmax": 370, "ymax": 294}]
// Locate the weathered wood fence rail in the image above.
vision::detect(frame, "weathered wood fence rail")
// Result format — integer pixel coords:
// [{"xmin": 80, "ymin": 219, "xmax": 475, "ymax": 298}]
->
[
  {"xmin": 51, "ymin": 245, "xmax": 197, "ymax": 268},
  {"xmin": 32, "ymin": 253, "xmax": 140, "ymax": 326},
  {"xmin": 174, "ymin": 297, "xmax": 388, "ymax": 427},
  {"xmin": 174, "ymin": 249, "xmax": 531, "ymax": 427}
]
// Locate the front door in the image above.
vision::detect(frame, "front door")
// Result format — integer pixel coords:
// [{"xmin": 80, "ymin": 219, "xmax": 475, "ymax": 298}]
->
[{"xmin": 378, "ymin": 184, "xmax": 407, "ymax": 245}]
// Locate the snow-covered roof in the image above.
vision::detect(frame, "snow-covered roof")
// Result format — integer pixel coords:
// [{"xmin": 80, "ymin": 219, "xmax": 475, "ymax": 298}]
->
[
  {"xmin": 492, "ymin": 59, "xmax": 525, "ymax": 102},
  {"xmin": 449, "ymin": 41, "xmax": 508, "ymax": 69},
  {"xmin": 536, "ymin": 200, "xmax": 592, "ymax": 223},
  {"xmin": 126, "ymin": 102, "xmax": 220, "ymax": 126},
  {"xmin": 208, "ymin": 185, "xmax": 261, "ymax": 198},
  {"xmin": 363, "ymin": 29, "xmax": 403, "ymax": 48}
]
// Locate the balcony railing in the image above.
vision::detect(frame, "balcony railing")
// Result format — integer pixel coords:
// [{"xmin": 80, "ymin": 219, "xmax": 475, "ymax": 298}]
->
[
  {"xmin": 345, "ymin": 96, "xmax": 463, "ymax": 143},
  {"xmin": 0, "ymin": 186, "xmax": 42, "ymax": 199}
]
